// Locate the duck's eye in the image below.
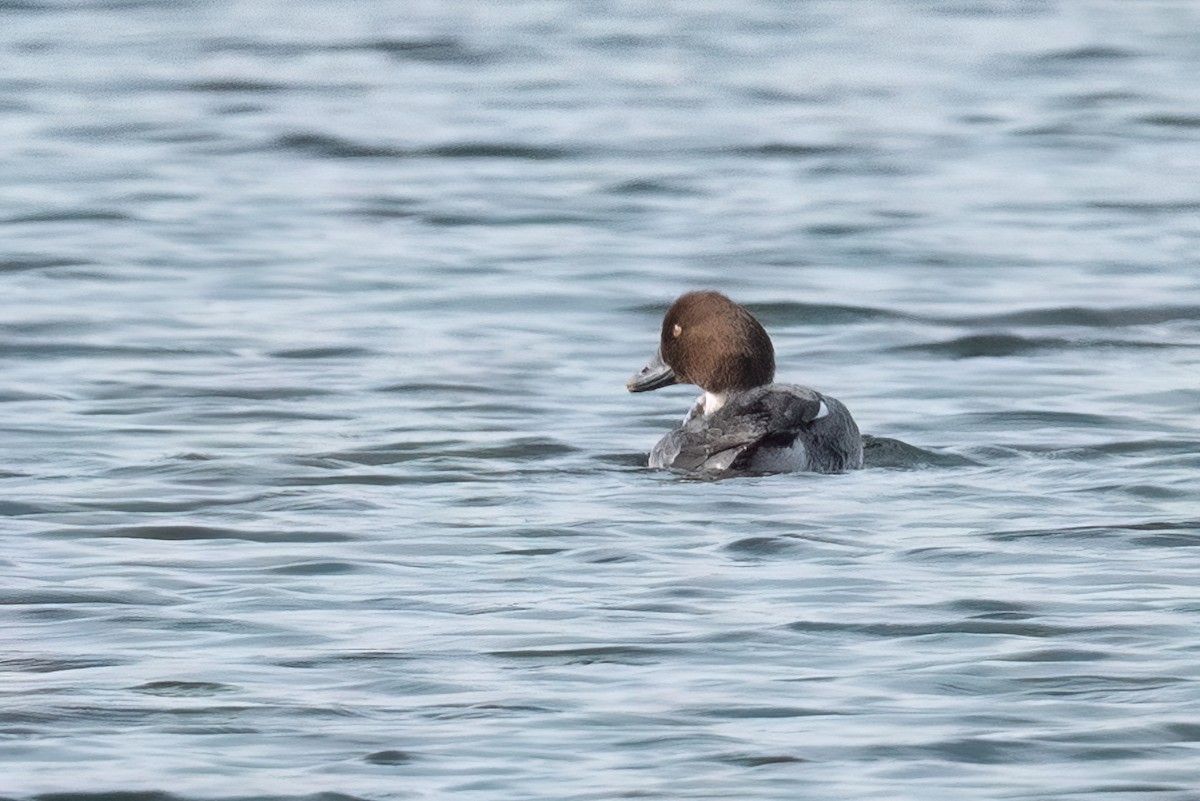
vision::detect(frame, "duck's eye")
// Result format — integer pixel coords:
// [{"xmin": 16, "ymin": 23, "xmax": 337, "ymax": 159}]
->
[{"xmin": 672, "ymin": 324, "xmax": 682, "ymax": 337}]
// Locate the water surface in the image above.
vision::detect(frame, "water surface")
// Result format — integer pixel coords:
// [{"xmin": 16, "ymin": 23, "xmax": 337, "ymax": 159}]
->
[{"xmin": 3, "ymin": 1, "xmax": 1200, "ymax": 799}]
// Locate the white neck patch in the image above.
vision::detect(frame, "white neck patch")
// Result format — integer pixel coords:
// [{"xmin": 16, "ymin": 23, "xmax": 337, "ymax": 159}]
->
[{"xmin": 702, "ymin": 390, "xmax": 728, "ymax": 415}]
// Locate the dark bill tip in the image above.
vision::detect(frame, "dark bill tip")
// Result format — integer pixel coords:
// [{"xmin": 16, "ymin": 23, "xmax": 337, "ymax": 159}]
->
[{"xmin": 627, "ymin": 349, "xmax": 678, "ymax": 393}]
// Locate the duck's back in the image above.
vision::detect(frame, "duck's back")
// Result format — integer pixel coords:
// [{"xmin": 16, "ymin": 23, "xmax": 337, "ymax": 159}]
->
[{"xmin": 649, "ymin": 383, "xmax": 863, "ymax": 475}]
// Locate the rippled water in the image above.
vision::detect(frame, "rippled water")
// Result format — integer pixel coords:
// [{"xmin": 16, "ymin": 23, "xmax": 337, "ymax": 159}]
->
[{"xmin": 4, "ymin": 1, "xmax": 1200, "ymax": 799}]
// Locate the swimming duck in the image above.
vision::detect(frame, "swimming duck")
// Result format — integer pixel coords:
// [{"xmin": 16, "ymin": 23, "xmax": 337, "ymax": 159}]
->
[{"xmin": 627, "ymin": 291, "xmax": 863, "ymax": 474}]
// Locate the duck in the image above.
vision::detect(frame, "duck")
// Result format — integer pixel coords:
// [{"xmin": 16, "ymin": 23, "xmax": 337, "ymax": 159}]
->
[{"xmin": 627, "ymin": 291, "xmax": 863, "ymax": 475}]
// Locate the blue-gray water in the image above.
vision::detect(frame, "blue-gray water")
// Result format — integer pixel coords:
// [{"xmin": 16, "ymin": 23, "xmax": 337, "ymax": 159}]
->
[{"xmin": 3, "ymin": 1, "xmax": 1200, "ymax": 799}]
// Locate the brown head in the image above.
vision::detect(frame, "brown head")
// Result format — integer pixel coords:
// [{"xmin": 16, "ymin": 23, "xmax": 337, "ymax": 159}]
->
[{"xmin": 627, "ymin": 291, "xmax": 775, "ymax": 394}]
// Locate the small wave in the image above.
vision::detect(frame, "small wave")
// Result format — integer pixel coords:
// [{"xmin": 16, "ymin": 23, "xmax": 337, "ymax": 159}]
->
[
  {"xmin": 273, "ymin": 134, "xmax": 573, "ymax": 161},
  {"xmin": 723, "ymin": 536, "xmax": 802, "ymax": 556},
  {"xmin": 333, "ymin": 36, "xmax": 488, "ymax": 64},
  {"xmin": 90, "ymin": 0, "xmax": 178, "ymax": 8},
  {"xmin": 945, "ymin": 598, "xmax": 1032, "ymax": 615},
  {"xmin": 0, "ymin": 499, "xmax": 59, "ymax": 515},
  {"xmin": 1057, "ymin": 90, "xmax": 1146, "ymax": 109},
  {"xmin": 2, "ymin": 656, "xmax": 124, "ymax": 672},
  {"xmin": 190, "ymin": 409, "xmax": 348, "ymax": 422},
  {"xmin": 0, "ymin": 256, "xmax": 91, "ymax": 273},
  {"xmin": 269, "ymin": 560, "xmax": 360, "ymax": 576},
  {"xmin": 99, "ymin": 383, "xmax": 335, "ymax": 400},
  {"xmin": 364, "ymin": 749, "xmax": 414, "ymax": 765},
  {"xmin": 949, "ymin": 409, "xmax": 1122, "ymax": 429},
  {"xmin": 1089, "ymin": 200, "xmax": 1200, "ymax": 214},
  {"xmin": 306, "ymin": 441, "xmax": 449, "ymax": 467},
  {"xmin": 603, "ymin": 178, "xmax": 701, "ymax": 196},
  {"xmin": 714, "ymin": 752, "xmax": 807, "ymax": 767},
  {"xmin": 1030, "ymin": 45, "xmax": 1141, "ymax": 63},
  {"xmin": 806, "ymin": 222, "xmax": 889, "ymax": 238},
  {"xmin": 496, "ymin": 547, "xmax": 565, "ymax": 557},
  {"xmin": 4, "ymin": 210, "xmax": 133, "ymax": 224},
  {"xmin": 130, "ymin": 681, "xmax": 237, "ymax": 697},
  {"xmin": 994, "ymin": 648, "xmax": 1111, "ymax": 663},
  {"xmin": 312, "ymin": 436, "xmax": 574, "ymax": 467},
  {"xmin": 422, "ymin": 142, "xmax": 572, "ymax": 160},
  {"xmin": 489, "ymin": 645, "xmax": 672, "ymax": 663},
  {"xmin": 1136, "ymin": 113, "xmax": 1200, "ymax": 129},
  {"xmin": 573, "ymin": 547, "xmax": 639, "ymax": 564},
  {"xmin": 894, "ymin": 333, "xmax": 1173, "ymax": 359},
  {"xmin": 685, "ymin": 705, "xmax": 836, "ymax": 719},
  {"xmin": 811, "ymin": 159, "xmax": 912, "ymax": 177},
  {"xmin": 22, "ymin": 794, "xmax": 373, "ymax": 801},
  {"xmin": 1084, "ymin": 483, "xmax": 1193, "ymax": 502},
  {"xmin": 274, "ymin": 652, "xmax": 415, "ymax": 670},
  {"xmin": 346, "ymin": 200, "xmax": 420, "ymax": 220},
  {"xmin": 50, "ymin": 121, "xmax": 163, "ymax": 141},
  {"xmin": 873, "ymin": 736, "xmax": 1032, "ymax": 765},
  {"xmin": 751, "ymin": 300, "xmax": 907, "ymax": 325},
  {"xmin": 270, "ymin": 346, "xmax": 374, "ymax": 359},
  {"xmin": 271, "ymin": 133, "xmax": 407, "ymax": 158},
  {"xmin": 595, "ymin": 451, "xmax": 653, "ymax": 469},
  {"xmin": 0, "ymin": 340, "xmax": 220, "ymax": 359},
  {"xmin": 422, "ymin": 211, "xmax": 598, "ymax": 227},
  {"xmin": 459, "ymin": 438, "xmax": 578, "ymax": 459},
  {"xmin": 862, "ymin": 435, "xmax": 976, "ymax": 469},
  {"xmin": 738, "ymin": 86, "xmax": 822, "ymax": 103},
  {"xmin": 723, "ymin": 143, "xmax": 860, "ymax": 157},
  {"xmin": 376, "ymin": 382, "xmax": 494, "ymax": 395},
  {"xmin": 316, "ymin": 437, "xmax": 577, "ymax": 465},
  {"xmin": 185, "ymin": 79, "xmax": 289, "ymax": 93},
  {"xmin": 0, "ymin": 589, "xmax": 174, "ymax": 605},
  {"xmin": 896, "ymin": 333, "xmax": 1062, "ymax": 358},
  {"xmin": 1064, "ymin": 438, "xmax": 1200, "ymax": 457},
  {"xmin": 984, "ymin": 519, "xmax": 1200, "ymax": 542},
  {"xmin": 424, "ymin": 702, "xmax": 553, "ymax": 720},
  {"xmin": 46, "ymin": 525, "xmax": 352, "ymax": 543},
  {"xmin": 787, "ymin": 619, "xmax": 1090, "ymax": 638},
  {"xmin": 281, "ymin": 473, "xmax": 470, "ymax": 486},
  {"xmin": 942, "ymin": 304, "xmax": 1200, "ymax": 326}
]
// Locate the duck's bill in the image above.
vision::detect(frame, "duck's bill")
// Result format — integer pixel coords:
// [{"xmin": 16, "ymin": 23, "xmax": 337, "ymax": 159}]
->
[{"xmin": 626, "ymin": 349, "xmax": 678, "ymax": 392}]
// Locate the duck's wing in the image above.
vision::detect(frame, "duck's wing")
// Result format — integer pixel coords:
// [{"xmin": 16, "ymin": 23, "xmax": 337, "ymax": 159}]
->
[
  {"xmin": 728, "ymin": 384, "xmax": 827, "ymax": 431},
  {"xmin": 653, "ymin": 386, "xmax": 826, "ymax": 473},
  {"xmin": 731, "ymin": 385, "xmax": 863, "ymax": 473},
  {"xmin": 653, "ymin": 421, "xmax": 759, "ymax": 473}
]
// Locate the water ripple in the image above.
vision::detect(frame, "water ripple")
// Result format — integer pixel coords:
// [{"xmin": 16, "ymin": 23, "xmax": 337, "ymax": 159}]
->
[{"xmin": 45, "ymin": 525, "xmax": 352, "ymax": 543}]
